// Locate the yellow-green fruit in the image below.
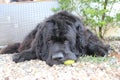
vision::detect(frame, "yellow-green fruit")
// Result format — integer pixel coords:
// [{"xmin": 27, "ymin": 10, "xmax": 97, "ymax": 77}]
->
[{"xmin": 64, "ymin": 60, "xmax": 75, "ymax": 65}]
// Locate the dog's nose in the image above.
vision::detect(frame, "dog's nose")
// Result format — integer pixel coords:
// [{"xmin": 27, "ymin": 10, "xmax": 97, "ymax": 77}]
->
[{"xmin": 52, "ymin": 52, "xmax": 64, "ymax": 60}]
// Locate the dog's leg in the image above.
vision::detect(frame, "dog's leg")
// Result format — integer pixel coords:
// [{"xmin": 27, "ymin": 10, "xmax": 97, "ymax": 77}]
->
[
  {"xmin": 12, "ymin": 49, "xmax": 37, "ymax": 63},
  {"xmin": 0, "ymin": 43, "xmax": 20, "ymax": 54},
  {"xmin": 85, "ymin": 30, "xmax": 109, "ymax": 56}
]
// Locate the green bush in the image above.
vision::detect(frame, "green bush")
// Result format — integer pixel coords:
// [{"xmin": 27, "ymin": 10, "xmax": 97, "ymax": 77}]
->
[{"xmin": 52, "ymin": 0, "xmax": 120, "ymax": 39}]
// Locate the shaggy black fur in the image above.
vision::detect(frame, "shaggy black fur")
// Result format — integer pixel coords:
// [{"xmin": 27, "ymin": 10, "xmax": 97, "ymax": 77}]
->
[{"xmin": 1, "ymin": 11, "xmax": 109, "ymax": 66}]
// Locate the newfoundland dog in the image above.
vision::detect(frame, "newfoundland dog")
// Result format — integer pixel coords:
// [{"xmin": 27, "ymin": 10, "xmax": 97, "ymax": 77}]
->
[{"xmin": 1, "ymin": 11, "xmax": 109, "ymax": 66}]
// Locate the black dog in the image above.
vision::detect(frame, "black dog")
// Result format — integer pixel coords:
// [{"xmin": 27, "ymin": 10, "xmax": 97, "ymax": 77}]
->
[{"xmin": 1, "ymin": 11, "xmax": 109, "ymax": 66}]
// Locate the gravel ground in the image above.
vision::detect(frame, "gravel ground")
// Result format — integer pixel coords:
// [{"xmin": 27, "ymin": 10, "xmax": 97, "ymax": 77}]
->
[
  {"xmin": 0, "ymin": 53, "xmax": 120, "ymax": 80},
  {"xmin": 107, "ymin": 41, "xmax": 120, "ymax": 52},
  {"xmin": 0, "ymin": 41, "xmax": 120, "ymax": 80}
]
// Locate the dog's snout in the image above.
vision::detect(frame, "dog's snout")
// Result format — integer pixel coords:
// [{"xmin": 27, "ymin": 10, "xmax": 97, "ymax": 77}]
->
[{"xmin": 52, "ymin": 52, "xmax": 64, "ymax": 60}]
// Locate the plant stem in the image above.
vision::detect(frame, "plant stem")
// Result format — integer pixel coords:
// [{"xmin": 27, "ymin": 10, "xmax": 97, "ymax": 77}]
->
[{"xmin": 99, "ymin": 0, "xmax": 108, "ymax": 38}]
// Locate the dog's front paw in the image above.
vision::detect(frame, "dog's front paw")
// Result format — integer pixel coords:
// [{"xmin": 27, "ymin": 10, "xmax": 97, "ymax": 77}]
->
[{"xmin": 12, "ymin": 53, "xmax": 25, "ymax": 63}]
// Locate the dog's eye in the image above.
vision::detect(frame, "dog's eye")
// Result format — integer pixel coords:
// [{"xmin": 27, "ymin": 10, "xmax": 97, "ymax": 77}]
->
[
  {"xmin": 64, "ymin": 40, "xmax": 69, "ymax": 44},
  {"xmin": 47, "ymin": 38, "xmax": 52, "ymax": 43},
  {"xmin": 48, "ymin": 40, "xmax": 52, "ymax": 44},
  {"xmin": 62, "ymin": 37, "xmax": 67, "ymax": 41}
]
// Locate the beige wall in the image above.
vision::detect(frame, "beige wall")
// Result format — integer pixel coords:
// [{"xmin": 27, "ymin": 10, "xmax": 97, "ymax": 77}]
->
[
  {"xmin": 0, "ymin": 0, "xmax": 4, "ymax": 3},
  {"xmin": 0, "ymin": 0, "xmax": 54, "ymax": 3},
  {"xmin": 0, "ymin": 0, "xmax": 10, "ymax": 3}
]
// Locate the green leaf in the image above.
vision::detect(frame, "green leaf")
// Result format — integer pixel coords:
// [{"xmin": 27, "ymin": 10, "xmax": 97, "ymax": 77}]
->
[
  {"xmin": 116, "ymin": 13, "xmax": 120, "ymax": 21},
  {"xmin": 99, "ymin": 9, "xmax": 109, "ymax": 15},
  {"xmin": 98, "ymin": 21, "xmax": 106, "ymax": 27},
  {"xmin": 105, "ymin": 16, "xmax": 114, "ymax": 22},
  {"xmin": 51, "ymin": 8, "xmax": 59, "ymax": 12}
]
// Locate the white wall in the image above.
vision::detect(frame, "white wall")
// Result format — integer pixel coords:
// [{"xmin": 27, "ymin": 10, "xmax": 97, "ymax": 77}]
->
[{"xmin": 0, "ymin": 1, "xmax": 58, "ymax": 45}]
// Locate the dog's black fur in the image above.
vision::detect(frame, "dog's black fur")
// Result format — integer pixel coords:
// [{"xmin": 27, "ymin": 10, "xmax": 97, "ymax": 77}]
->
[{"xmin": 1, "ymin": 11, "xmax": 109, "ymax": 66}]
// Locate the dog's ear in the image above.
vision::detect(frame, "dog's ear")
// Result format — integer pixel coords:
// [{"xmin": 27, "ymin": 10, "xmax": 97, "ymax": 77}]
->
[
  {"xmin": 76, "ymin": 21, "xmax": 88, "ymax": 46},
  {"xmin": 75, "ymin": 21, "xmax": 88, "ymax": 56},
  {"xmin": 31, "ymin": 21, "xmax": 55, "ymax": 60},
  {"xmin": 30, "ymin": 23, "xmax": 45, "ymax": 60}
]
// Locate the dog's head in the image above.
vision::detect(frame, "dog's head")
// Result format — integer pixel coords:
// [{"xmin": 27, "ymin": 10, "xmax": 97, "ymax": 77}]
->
[{"xmin": 35, "ymin": 11, "xmax": 84, "ymax": 66}]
